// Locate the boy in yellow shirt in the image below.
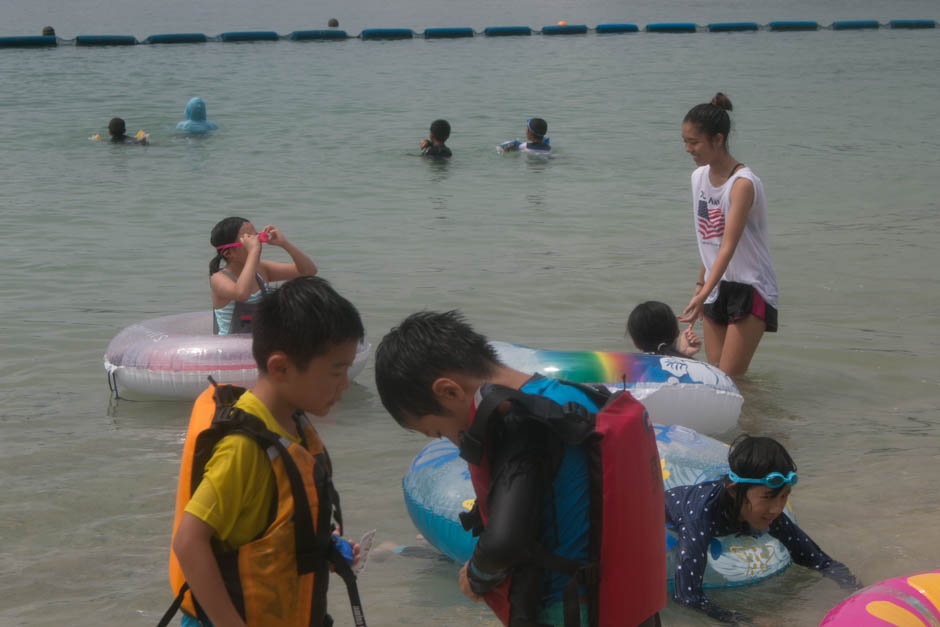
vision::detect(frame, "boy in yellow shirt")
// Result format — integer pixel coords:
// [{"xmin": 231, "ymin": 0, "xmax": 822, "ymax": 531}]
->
[{"xmin": 163, "ymin": 276, "xmax": 366, "ymax": 627}]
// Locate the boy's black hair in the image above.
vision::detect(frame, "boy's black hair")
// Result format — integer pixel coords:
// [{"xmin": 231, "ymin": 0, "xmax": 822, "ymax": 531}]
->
[
  {"xmin": 720, "ymin": 434, "xmax": 797, "ymax": 529},
  {"xmin": 374, "ymin": 310, "xmax": 502, "ymax": 425},
  {"xmin": 252, "ymin": 276, "xmax": 364, "ymax": 372},
  {"xmin": 108, "ymin": 117, "xmax": 126, "ymax": 138},
  {"xmin": 430, "ymin": 119, "xmax": 451, "ymax": 142},
  {"xmin": 209, "ymin": 216, "xmax": 248, "ymax": 275},
  {"xmin": 627, "ymin": 301, "xmax": 681, "ymax": 355},
  {"xmin": 528, "ymin": 117, "xmax": 547, "ymax": 138}
]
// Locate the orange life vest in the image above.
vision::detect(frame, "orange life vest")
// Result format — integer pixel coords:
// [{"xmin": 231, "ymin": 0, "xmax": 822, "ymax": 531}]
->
[{"xmin": 161, "ymin": 383, "xmax": 365, "ymax": 627}]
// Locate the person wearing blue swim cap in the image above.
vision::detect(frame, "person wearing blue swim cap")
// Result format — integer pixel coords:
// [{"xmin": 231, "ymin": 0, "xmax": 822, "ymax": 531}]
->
[{"xmin": 177, "ymin": 97, "xmax": 219, "ymax": 134}]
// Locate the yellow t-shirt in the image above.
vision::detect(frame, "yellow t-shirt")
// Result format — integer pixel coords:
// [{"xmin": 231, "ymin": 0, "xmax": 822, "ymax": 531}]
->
[{"xmin": 184, "ymin": 390, "xmax": 300, "ymax": 552}]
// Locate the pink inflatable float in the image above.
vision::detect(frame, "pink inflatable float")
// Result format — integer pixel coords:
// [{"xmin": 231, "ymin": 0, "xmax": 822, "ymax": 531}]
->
[{"xmin": 819, "ymin": 569, "xmax": 940, "ymax": 626}]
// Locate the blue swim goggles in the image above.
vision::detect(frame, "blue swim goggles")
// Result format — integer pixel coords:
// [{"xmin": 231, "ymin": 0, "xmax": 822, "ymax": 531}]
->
[{"xmin": 728, "ymin": 470, "xmax": 798, "ymax": 489}]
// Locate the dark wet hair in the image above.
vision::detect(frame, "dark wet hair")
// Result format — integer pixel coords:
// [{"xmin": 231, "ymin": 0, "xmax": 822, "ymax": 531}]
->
[
  {"xmin": 108, "ymin": 117, "xmax": 126, "ymax": 139},
  {"xmin": 430, "ymin": 119, "xmax": 451, "ymax": 142},
  {"xmin": 374, "ymin": 310, "xmax": 502, "ymax": 426},
  {"xmin": 42, "ymin": 26, "xmax": 55, "ymax": 36},
  {"xmin": 328, "ymin": 18, "xmax": 339, "ymax": 27},
  {"xmin": 252, "ymin": 276, "xmax": 364, "ymax": 372},
  {"xmin": 627, "ymin": 301, "xmax": 681, "ymax": 355},
  {"xmin": 683, "ymin": 92, "xmax": 733, "ymax": 149},
  {"xmin": 528, "ymin": 117, "xmax": 547, "ymax": 138},
  {"xmin": 720, "ymin": 434, "xmax": 797, "ymax": 528},
  {"xmin": 208, "ymin": 216, "xmax": 248, "ymax": 275}
]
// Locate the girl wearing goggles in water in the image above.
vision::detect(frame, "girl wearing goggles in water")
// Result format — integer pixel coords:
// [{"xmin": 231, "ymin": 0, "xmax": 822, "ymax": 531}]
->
[
  {"xmin": 208, "ymin": 217, "xmax": 318, "ymax": 335},
  {"xmin": 665, "ymin": 435, "xmax": 859, "ymax": 624}
]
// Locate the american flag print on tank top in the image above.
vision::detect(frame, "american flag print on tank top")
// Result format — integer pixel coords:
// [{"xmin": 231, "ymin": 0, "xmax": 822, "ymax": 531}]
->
[{"xmin": 697, "ymin": 193, "xmax": 725, "ymax": 240}]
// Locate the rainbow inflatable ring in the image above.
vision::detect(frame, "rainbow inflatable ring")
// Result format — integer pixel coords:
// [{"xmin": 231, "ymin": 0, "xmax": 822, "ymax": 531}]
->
[
  {"xmin": 491, "ymin": 341, "xmax": 742, "ymax": 435},
  {"xmin": 820, "ymin": 569, "xmax": 940, "ymax": 626}
]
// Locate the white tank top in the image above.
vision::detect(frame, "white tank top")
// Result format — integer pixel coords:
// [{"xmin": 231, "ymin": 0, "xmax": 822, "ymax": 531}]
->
[{"xmin": 691, "ymin": 165, "xmax": 778, "ymax": 308}]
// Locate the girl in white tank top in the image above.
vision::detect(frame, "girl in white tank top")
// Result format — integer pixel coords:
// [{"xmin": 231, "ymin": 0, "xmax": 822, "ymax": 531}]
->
[{"xmin": 678, "ymin": 93, "xmax": 778, "ymax": 377}]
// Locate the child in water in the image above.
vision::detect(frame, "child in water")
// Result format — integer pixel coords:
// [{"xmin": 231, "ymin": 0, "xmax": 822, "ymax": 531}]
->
[
  {"xmin": 91, "ymin": 117, "xmax": 149, "ymax": 144},
  {"xmin": 209, "ymin": 217, "xmax": 317, "ymax": 335},
  {"xmin": 177, "ymin": 97, "xmax": 219, "ymax": 134},
  {"xmin": 628, "ymin": 301, "xmax": 701, "ymax": 357},
  {"xmin": 419, "ymin": 119, "xmax": 452, "ymax": 158},
  {"xmin": 498, "ymin": 117, "xmax": 551, "ymax": 154},
  {"xmin": 666, "ymin": 435, "xmax": 859, "ymax": 624}
]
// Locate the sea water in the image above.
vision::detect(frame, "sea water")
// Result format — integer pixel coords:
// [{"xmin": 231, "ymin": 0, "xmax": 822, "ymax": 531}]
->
[{"xmin": 1, "ymin": 0, "xmax": 938, "ymax": 624}]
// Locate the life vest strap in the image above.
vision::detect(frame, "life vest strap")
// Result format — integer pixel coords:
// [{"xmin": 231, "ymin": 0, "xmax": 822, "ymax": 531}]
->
[
  {"xmin": 328, "ymin": 543, "xmax": 368, "ymax": 627},
  {"xmin": 529, "ymin": 546, "xmax": 597, "ymax": 627},
  {"xmin": 156, "ymin": 582, "xmax": 188, "ymax": 627}
]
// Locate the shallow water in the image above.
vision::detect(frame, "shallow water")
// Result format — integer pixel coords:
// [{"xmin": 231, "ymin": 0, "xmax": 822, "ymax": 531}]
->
[{"xmin": 1, "ymin": 0, "xmax": 939, "ymax": 625}]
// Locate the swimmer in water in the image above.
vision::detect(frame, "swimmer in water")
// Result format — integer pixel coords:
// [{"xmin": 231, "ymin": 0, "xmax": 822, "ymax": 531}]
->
[
  {"xmin": 209, "ymin": 217, "xmax": 318, "ymax": 335},
  {"xmin": 419, "ymin": 119, "xmax": 452, "ymax": 158},
  {"xmin": 176, "ymin": 97, "xmax": 219, "ymax": 134},
  {"xmin": 498, "ymin": 117, "xmax": 550, "ymax": 154},
  {"xmin": 92, "ymin": 117, "xmax": 149, "ymax": 144}
]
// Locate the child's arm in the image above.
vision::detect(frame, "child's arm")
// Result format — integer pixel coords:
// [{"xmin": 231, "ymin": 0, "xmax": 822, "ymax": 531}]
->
[
  {"xmin": 210, "ymin": 232, "xmax": 263, "ymax": 306},
  {"xmin": 259, "ymin": 225, "xmax": 318, "ymax": 281},
  {"xmin": 769, "ymin": 515, "xmax": 861, "ymax": 590},
  {"xmin": 672, "ymin": 524, "xmax": 749, "ymax": 623},
  {"xmin": 497, "ymin": 140, "xmax": 520, "ymax": 154},
  {"xmin": 173, "ymin": 512, "xmax": 247, "ymax": 627},
  {"xmin": 462, "ymin": 423, "xmax": 544, "ymax": 597},
  {"xmin": 676, "ymin": 325, "xmax": 702, "ymax": 357}
]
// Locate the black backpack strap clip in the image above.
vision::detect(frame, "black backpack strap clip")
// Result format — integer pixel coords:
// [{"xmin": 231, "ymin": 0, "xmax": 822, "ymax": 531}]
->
[{"xmin": 458, "ymin": 500, "xmax": 484, "ymax": 536}]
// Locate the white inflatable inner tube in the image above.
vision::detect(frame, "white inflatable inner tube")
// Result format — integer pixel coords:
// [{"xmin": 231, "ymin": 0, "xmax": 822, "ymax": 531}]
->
[{"xmin": 104, "ymin": 311, "xmax": 370, "ymax": 401}]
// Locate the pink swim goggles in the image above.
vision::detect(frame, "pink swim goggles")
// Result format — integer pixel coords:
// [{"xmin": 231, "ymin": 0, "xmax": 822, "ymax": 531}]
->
[{"xmin": 215, "ymin": 231, "xmax": 269, "ymax": 251}]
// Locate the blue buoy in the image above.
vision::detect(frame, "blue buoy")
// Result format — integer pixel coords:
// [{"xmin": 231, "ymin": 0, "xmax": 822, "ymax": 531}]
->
[
  {"xmin": 768, "ymin": 21, "xmax": 820, "ymax": 31},
  {"xmin": 646, "ymin": 23, "xmax": 697, "ymax": 33},
  {"xmin": 707, "ymin": 22, "xmax": 760, "ymax": 32},
  {"xmin": 76, "ymin": 35, "xmax": 137, "ymax": 46},
  {"xmin": 360, "ymin": 28, "xmax": 414, "ymax": 40},
  {"xmin": 0, "ymin": 35, "xmax": 57, "ymax": 47},
  {"xmin": 288, "ymin": 30, "xmax": 349, "ymax": 40},
  {"xmin": 144, "ymin": 33, "xmax": 208, "ymax": 44},
  {"xmin": 483, "ymin": 26, "xmax": 532, "ymax": 37},
  {"xmin": 889, "ymin": 19, "xmax": 936, "ymax": 29},
  {"xmin": 541, "ymin": 25, "xmax": 588, "ymax": 35},
  {"xmin": 831, "ymin": 20, "xmax": 880, "ymax": 30},
  {"xmin": 218, "ymin": 31, "xmax": 279, "ymax": 42},
  {"xmin": 423, "ymin": 27, "xmax": 474, "ymax": 39},
  {"xmin": 595, "ymin": 23, "xmax": 639, "ymax": 34}
]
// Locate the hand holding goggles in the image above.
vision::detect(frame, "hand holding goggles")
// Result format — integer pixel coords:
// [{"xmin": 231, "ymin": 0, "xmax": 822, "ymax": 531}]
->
[
  {"xmin": 728, "ymin": 470, "xmax": 798, "ymax": 489},
  {"xmin": 215, "ymin": 231, "xmax": 269, "ymax": 251}
]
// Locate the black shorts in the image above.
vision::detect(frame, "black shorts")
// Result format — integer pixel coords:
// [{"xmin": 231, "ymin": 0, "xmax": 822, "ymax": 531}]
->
[{"xmin": 704, "ymin": 281, "xmax": 778, "ymax": 332}]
